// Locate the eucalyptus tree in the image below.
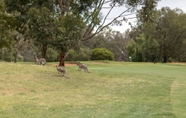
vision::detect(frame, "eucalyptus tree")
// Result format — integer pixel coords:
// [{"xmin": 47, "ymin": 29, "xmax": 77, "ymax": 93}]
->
[
  {"xmin": 53, "ymin": 13, "xmax": 85, "ymax": 66},
  {"xmin": 28, "ymin": 7, "xmax": 58, "ymax": 58},
  {"xmin": 105, "ymin": 29, "xmax": 131, "ymax": 61},
  {"xmin": 129, "ymin": 7, "xmax": 186, "ymax": 63},
  {"xmin": 91, "ymin": 28, "xmax": 131, "ymax": 61},
  {"xmin": 154, "ymin": 7, "xmax": 186, "ymax": 62},
  {"xmin": 4, "ymin": 0, "xmax": 31, "ymax": 38},
  {"xmin": 0, "ymin": 0, "xmax": 20, "ymax": 63},
  {"xmin": 127, "ymin": 33, "xmax": 146, "ymax": 62},
  {"xmin": 142, "ymin": 7, "xmax": 186, "ymax": 62},
  {"xmin": 0, "ymin": 0, "xmax": 17, "ymax": 48}
]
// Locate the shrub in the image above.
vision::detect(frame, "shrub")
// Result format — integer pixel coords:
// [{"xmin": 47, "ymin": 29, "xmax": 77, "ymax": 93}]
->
[
  {"xmin": 0, "ymin": 48, "xmax": 13, "ymax": 62},
  {"xmin": 77, "ymin": 47, "xmax": 92, "ymax": 61},
  {"xmin": 65, "ymin": 47, "xmax": 92, "ymax": 61},
  {"xmin": 91, "ymin": 48, "xmax": 114, "ymax": 60},
  {"xmin": 17, "ymin": 54, "xmax": 24, "ymax": 62},
  {"xmin": 46, "ymin": 48, "xmax": 58, "ymax": 62},
  {"xmin": 65, "ymin": 49, "xmax": 78, "ymax": 61}
]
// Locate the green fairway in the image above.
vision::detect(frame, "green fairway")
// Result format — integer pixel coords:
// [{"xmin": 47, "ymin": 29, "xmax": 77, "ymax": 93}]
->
[{"xmin": 0, "ymin": 61, "xmax": 185, "ymax": 118}]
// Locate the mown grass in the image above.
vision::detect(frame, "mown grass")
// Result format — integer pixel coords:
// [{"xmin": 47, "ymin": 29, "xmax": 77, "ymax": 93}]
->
[{"xmin": 0, "ymin": 61, "xmax": 186, "ymax": 118}]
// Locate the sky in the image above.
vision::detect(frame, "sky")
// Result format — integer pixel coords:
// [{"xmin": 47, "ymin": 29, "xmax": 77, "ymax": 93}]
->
[{"xmin": 104, "ymin": 0, "xmax": 186, "ymax": 33}]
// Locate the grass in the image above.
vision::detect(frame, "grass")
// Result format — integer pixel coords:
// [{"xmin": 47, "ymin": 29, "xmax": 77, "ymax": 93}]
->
[{"xmin": 0, "ymin": 61, "xmax": 186, "ymax": 118}]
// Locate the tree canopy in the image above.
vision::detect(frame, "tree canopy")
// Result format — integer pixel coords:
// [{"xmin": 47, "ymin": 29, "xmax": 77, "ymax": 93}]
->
[
  {"xmin": 0, "ymin": 0, "xmax": 17, "ymax": 48},
  {"xmin": 128, "ymin": 7, "xmax": 186, "ymax": 63}
]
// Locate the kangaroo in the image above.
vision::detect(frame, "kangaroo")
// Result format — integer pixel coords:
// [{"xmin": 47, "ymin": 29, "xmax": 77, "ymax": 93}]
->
[
  {"xmin": 77, "ymin": 62, "xmax": 90, "ymax": 73},
  {"xmin": 56, "ymin": 66, "xmax": 68, "ymax": 78},
  {"xmin": 34, "ymin": 54, "xmax": 46, "ymax": 65}
]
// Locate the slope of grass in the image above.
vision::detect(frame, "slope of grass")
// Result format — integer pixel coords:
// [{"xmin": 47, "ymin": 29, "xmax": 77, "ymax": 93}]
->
[{"xmin": 0, "ymin": 61, "xmax": 185, "ymax": 118}]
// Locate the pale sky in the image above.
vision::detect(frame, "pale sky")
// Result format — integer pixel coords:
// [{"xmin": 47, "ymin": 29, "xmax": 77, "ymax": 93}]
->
[{"xmin": 105, "ymin": 0, "xmax": 186, "ymax": 33}]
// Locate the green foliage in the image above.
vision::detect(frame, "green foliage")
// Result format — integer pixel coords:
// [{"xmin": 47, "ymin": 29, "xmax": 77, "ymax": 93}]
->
[
  {"xmin": 46, "ymin": 48, "xmax": 58, "ymax": 62},
  {"xmin": 65, "ymin": 49, "xmax": 78, "ymax": 61},
  {"xmin": 20, "ymin": 46, "xmax": 36, "ymax": 62},
  {"xmin": 0, "ymin": 0, "xmax": 17, "ymax": 48},
  {"xmin": 17, "ymin": 54, "xmax": 24, "ymax": 62},
  {"xmin": 153, "ymin": 7, "xmax": 186, "ymax": 62},
  {"xmin": 0, "ymin": 48, "xmax": 13, "ymax": 62},
  {"xmin": 0, "ymin": 48, "xmax": 25, "ymax": 62},
  {"xmin": 4, "ymin": 0, "xmax": 31, "ymax": 14},
  {"xmin": 28, "ymin": 7, "xmax": 57, "ymax": 44},
  {"xmin": 137, "ymin": 0, "xmax": 160, "ymax": 23},
  {"xmin": 83, "ymin": 29, "xmax": 130, "ymax": 61},
  {"xmin": 53, "ymin": 13, "xmax": 85, "ymax": 52},
  {"xmin": 127, "ymin": 34, "xmax": 146, "ymax": 62},
  {"xmin": 129, "ymin": 7, "xmax": 186, "ymax": 63},
  {"xmin": 91, "ymin": 48, "xmax": 114, "ymax": 60},
  {"xmin": 77, "ymin": 47, "xmax": 92, "ymax": 61},
  {"xmin": 66, "ymin": 47, "xmax": 92, "ymax": 61}
]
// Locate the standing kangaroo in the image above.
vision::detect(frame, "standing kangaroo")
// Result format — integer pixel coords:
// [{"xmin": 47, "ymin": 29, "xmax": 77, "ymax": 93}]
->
[
  {"xmin": 34, "ymin": 54, "xmax": 46, "ymax": 65},
  {"xmin": 56, "ymin": 66, "xmax": 68, "ymax": 78},
  {"xmin": 77, "ymin": 62, "xmax": 90, "ymax": 73}
]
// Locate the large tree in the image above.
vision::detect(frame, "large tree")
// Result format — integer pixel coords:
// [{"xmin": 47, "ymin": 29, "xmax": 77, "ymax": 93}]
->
[
  {"xmin": 128, "ymin": 7, "xmax": 186, "ymax": 63},
  {"xmin": 28, "ymin": 7, "xmax": 57, "ymax": 58},
  {"xmin": 53, "ymin": 13, "xmax": 85, "ymax": 66},
  {"xmin": 154, "ymin": 7, "xmax": 186, "ymax": 62}
]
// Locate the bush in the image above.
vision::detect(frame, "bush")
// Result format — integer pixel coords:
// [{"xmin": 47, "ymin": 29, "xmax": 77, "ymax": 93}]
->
[
  {"xmin": 20, "ymin": 46, "xmax": 36, "ymax": 62},
  {"xmin": 65, "ymin": 47, "xmax": 92, "ymax": 61},
  {"xmin": 65, "ymin": 49, "xmax": 78, "ymax": 61},
  {"xmin": 46, "ymin": 48, "xmax": 58, "ymax": 62},
  {"xmin": 77, "ymin": 47, "xmax": 92, "ymax": 61},
  {"xmin": 0, "ymin": 48, "xmax": 13, "ymax": 62},
  {"xmin": 17, "ymin": 54, "xmax": 24, "ymax": 62},
  {"xmin": 91, "ymin": 48, "xmax": 114, "ymax": 60}
]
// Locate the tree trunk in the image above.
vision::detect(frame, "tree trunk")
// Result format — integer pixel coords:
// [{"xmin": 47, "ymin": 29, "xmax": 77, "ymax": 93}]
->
[
  {"xmin": 41, "ymin": 45, "xmax": 47, "ymax": 58},
  {"xmin": 14, "ymin": 50, "xmax": 18, "ymax": 63},
  {"xmin": 59, "ymin": 51, "xmax": 66, "ymax": 66},
  {"xmin": 163, "ymin": 56, "xmax": 167, "ymax": 63},
  {"xmin": 34, "ymin": 54, "xmax": 37, "ymax": 64}
]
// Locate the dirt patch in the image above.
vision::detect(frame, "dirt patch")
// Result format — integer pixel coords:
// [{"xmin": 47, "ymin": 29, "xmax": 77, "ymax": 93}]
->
[
  {"xmin": 170, "ymin": 62, "xmax": 186, "ymax": 65},
  {"xmin": 51, "ymin": 64, "xmax": 77, "ymax": 67},
  {"xmin": 65, "ymin": 64, "xmax": 77, "ymax": 66}
]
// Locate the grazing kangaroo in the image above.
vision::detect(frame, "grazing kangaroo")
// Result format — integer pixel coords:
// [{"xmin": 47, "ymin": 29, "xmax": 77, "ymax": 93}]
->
[
  {"xmin": 34, "ymin": 54, "xmax": 46, "ymax": 65},
  {"xmin": 56, "ymin": 66, "xmax": 68, "ymax": 78},
  {"xmin": 77, "ymin": 62, "xmax": 90, "ymax": 73}
]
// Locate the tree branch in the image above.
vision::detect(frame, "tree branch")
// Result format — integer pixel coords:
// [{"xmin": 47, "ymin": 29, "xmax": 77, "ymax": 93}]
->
[
  {"xmin": 83, "ymin": 0, "xmax": 105, "ymax": 39},
  {"xmin": 82, "ymin": 6, "xmax": 133, "ymax": 41}
]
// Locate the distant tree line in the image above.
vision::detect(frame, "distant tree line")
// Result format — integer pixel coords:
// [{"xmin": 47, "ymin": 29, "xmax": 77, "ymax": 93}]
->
[{"xmin": 127, "ymin": 7, "xmax": 186, "ymax": 63}]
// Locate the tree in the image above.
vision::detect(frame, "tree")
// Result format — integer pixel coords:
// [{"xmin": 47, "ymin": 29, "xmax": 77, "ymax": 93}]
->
[
  {"xmin": 65, "ymin": 47, "xmax": 92, "ymax": 61},
  {"xmin": 91, "ymin": 48, "xmax": 114, "ymax": 60},
  {"xmin": 104, "ymin": 29, "xmax": 130, "ymax": 61},
  {"xmin": 83, "ymin": 28, "xmax": 132, "ymax": 61},
  {"xmin": 128, "ymin": 7, "xmax": 186, "ymax": 63},
  {"xmin": 28, "ymin": 7, "xmax": 57, "ymax": 58},
  {"xmin": 154, "ymin": 8, "xmax": 186, "ymax": 62},
  {"xmin": 0, "ymin": 0, "xmax": 17, "ymax": 48},
  {"xmin": 127, "ymin": 33, "xmax": 146, "ymax": 62},
  {"xmin": 53, "ymin": 13, "xmax": 85, "ymax": 66}
]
